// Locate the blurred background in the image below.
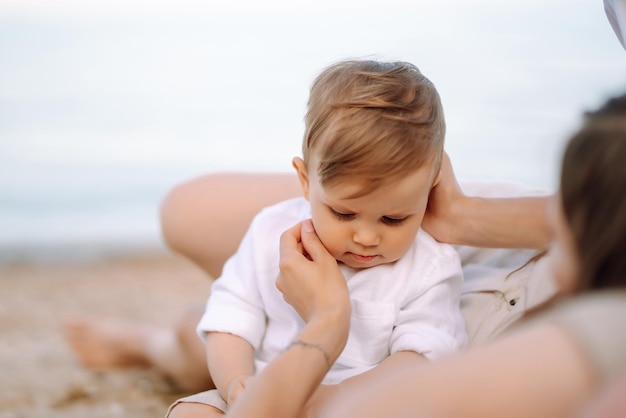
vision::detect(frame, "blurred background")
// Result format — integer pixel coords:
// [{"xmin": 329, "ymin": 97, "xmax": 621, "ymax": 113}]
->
[{"xmin": 1, "ymin": 0, "xmax": 625, "ymax": 262}]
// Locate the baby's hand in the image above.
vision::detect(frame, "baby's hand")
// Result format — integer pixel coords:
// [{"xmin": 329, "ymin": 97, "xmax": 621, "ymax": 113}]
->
[{"xmin": 226, "ymin": 374, "xmax": 253, "ymax": 406}]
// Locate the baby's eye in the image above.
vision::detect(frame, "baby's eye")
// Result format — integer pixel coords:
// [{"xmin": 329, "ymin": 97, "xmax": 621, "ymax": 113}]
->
[
  {"xmin": 382, "ymin": 216, "xmax": 407, "ymax": 226},
  {"xmin": 330, "ymin": 208, "xmax": 354, "ymax": 221}
]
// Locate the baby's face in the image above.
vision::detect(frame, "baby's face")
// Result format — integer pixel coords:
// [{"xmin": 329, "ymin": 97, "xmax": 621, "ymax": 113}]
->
[{"xmin": 295, "ymin": 157, "xmax": 437, "ymax": 269}]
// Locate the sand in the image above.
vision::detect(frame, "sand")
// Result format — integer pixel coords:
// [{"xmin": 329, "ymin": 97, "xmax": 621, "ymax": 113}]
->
[{"xmin": 0, "ymin": 252, "xmax": 213, "ymax": 418}]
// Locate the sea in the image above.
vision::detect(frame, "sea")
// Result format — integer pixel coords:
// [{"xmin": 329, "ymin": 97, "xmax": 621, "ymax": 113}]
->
[{"xmin": 1, "ymin": 0, "xmax": 625, "ymax": 262}]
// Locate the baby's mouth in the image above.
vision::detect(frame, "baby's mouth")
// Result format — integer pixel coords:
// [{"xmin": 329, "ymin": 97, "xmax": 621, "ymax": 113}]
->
[{"xmin": 348, "ymin": 253, "xmax": 378, "ymax": 263}]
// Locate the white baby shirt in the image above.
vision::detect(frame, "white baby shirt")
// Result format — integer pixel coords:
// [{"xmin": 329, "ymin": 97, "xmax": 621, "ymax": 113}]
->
[{"xmin": 197, "ymin": 197, "xmax": 466, "ymax": 385}]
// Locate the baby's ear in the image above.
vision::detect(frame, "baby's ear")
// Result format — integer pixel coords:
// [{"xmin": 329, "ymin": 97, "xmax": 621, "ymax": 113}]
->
[{"xmin": 292, "ymin": 157, "xmax": 310, "ymax": 200}]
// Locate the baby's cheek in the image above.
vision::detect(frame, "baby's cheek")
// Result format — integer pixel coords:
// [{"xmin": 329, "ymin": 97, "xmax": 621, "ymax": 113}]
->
[
  {"xmin": 315, "ymin": 229, "xmax": 342, "ymax": 259},
  {"xmin": 389, "ymin": 232, "xmax": 417, "ymax": 259}
]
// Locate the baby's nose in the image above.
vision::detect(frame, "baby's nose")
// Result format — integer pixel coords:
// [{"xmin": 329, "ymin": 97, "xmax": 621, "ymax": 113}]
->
[{"xmin": 352, "ymin": 227, "xmax": 380, "ymax": 247}]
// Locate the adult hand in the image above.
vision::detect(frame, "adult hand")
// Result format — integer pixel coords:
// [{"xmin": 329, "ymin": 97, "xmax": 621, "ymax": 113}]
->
[
  {"xmin": 422, "ymin": 152, "xmax": 466, "ymax": 244},
  {"xmin": 276, "ymin": 219, "xmax": 350, "ymax": 323},
  {"xmin": 423, "ymin": 152, "xmax": 551, "ymax": 249}
]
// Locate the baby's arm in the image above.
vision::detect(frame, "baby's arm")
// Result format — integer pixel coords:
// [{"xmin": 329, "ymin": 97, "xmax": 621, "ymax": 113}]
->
[
  {"xmin": 205, "ymin": 331, "xmax": 255, "ymax": 405},
  {"xmin": 199, "ymin": 213, "xmax": 272, "ymax": 406},
  {"xmin": 226, "ymin": 220, "xmax": 351, "ymax": 418}
]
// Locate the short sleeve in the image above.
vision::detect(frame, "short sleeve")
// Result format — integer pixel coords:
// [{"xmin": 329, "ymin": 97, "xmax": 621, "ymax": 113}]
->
[{"xmin": 196, "ymin": 216, "xmax": 268, "ymax": 349}]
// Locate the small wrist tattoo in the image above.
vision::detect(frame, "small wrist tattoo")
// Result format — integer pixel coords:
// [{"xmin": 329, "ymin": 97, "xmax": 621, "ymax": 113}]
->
[{"xmin": 287, "ymin": 339, "xmax": 332, "ymax": 367}]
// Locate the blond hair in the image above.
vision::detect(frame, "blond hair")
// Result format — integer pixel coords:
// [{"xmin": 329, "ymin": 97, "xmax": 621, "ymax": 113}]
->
[{"xmin": 302, "ymin": 59, "xmax": 445, "ymax": 195}]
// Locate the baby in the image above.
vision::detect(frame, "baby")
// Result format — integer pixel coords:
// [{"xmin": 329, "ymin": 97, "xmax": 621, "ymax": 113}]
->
[{"xmin": 168, "ymin": 59, "xmax": 467, "ymax": 417}]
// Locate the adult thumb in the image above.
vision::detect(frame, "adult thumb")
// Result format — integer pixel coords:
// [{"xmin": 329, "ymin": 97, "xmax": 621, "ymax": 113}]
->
[{"xmin": 300, "ymin": 219, "xmax": 327, "ymax": 261}]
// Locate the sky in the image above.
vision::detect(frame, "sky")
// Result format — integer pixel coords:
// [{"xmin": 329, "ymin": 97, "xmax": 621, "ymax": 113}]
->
[
  {"xmin": 1, "ymin": 0, "xmax": 625, "ymax": 257},
  {"xmin": 0, "ymin": 0, "xmax": 555, "ymax": 16}
]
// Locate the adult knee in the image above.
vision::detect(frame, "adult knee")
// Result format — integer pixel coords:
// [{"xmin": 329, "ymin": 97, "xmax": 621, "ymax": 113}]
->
[
  {"xmin": 174, "ymin": 306, "xmax": 205, "ymax": 354},
  {"xmin": 160, "ymin": 181, "xmax": 194, "ymax": 255}
]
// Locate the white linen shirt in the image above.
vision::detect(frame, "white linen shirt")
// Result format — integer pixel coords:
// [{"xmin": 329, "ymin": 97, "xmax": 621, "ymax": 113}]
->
[{"xmin": 198, "ymin": 197, "xmax": 466, "ymax": 385}]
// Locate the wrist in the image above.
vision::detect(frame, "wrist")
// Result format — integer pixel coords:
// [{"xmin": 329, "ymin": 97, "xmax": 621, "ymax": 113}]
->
[
  {"xmin": 302, "ymin": 308, "xmax": 350, "ymax": 364},
  {"xmin": 288, "ymin": 340, "xmax": 332, "ymax": 367},
  {"xmin": 451, "ymin": 195, "xmax": 485, "ymax": 246},
  {"xmin": 310, "ymin": 305, "xmax": 351, "ymax": 338},
  {"xmin": 226, "ymin": 373, "xmax": 249, "ymax": 390},
  {"xmin": 225, "ymin": 373, "xmax": 251, "ymax": 402},
  {"xmin": 435, "ymin": 193, "xmax": 479, "ymax": 246}
]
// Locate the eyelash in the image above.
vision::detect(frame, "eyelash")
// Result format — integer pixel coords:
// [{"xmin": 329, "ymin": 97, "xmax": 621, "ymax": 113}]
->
[
  {"xmin": 331, "ymin": 209, "xmax": 354, "ymax": 221},
  {"xmin": 330, "ymin": 209, "xmax": 407, "ymax": 226},
  {"xmin": 382, "ymin": 216, "xmax": 407, "ymax": 226}
]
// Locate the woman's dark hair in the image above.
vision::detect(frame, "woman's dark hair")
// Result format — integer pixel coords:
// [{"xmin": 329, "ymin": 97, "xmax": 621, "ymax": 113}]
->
[{"xmin": 560, "ymin": 93, "xmax": 626, "ymax": 291}]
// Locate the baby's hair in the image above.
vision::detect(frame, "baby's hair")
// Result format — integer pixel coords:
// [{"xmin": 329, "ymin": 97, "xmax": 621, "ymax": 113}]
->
[{"xmin": 302, "ymin": 59, "xmax": 445, "ymax": 197}]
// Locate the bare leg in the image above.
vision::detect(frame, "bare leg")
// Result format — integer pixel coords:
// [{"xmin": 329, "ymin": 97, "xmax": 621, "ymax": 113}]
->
[
  {"xmin": 63, "ymin": 316, "xmax": 154, "ymax": 368},
  {"xmin": 161, "ymin": 172, "xmax": 301, "ymax": 278},
  {"xmin": 64, "ymin": 306, "xmax": 213, "ymax": 392}
]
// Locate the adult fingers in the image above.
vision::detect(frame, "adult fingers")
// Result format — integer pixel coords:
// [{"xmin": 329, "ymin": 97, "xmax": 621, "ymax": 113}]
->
[
  {"xmin": 299, "ymin": 219, "xmax": 331, "ymax": 262},
  {"xmin": 279, "ymin": 221, "xmax": 302, "ymax": 258}
]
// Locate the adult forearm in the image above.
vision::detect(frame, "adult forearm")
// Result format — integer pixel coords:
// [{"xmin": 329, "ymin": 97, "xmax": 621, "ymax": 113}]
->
[
  {"xmin": 423, "ymin": 153, "xmax": 552, "ymax": 250},
  {"xmin": 338, "ymin": 351, "xmax": 428, "ymax": 392},
  {"xmin": 227, "ymin": 308, "xmax": 350, "ymax": 418},
  {"xmin": 449, "ymin": 195, "xmax": 551, "ymax": 250},
  {"xmin": 326, "ymin": 324, "xmax": 593, "ymax": 418}
]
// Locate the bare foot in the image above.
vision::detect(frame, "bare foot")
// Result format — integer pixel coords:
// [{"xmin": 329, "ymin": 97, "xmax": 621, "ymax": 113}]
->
[
  {"xmin": 63, "ymin": 308, "xmax": 213, "ymax": 392},
  {"xmin": 63, "ymin": 316, "xmax": 157, "ymax": 370}
]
